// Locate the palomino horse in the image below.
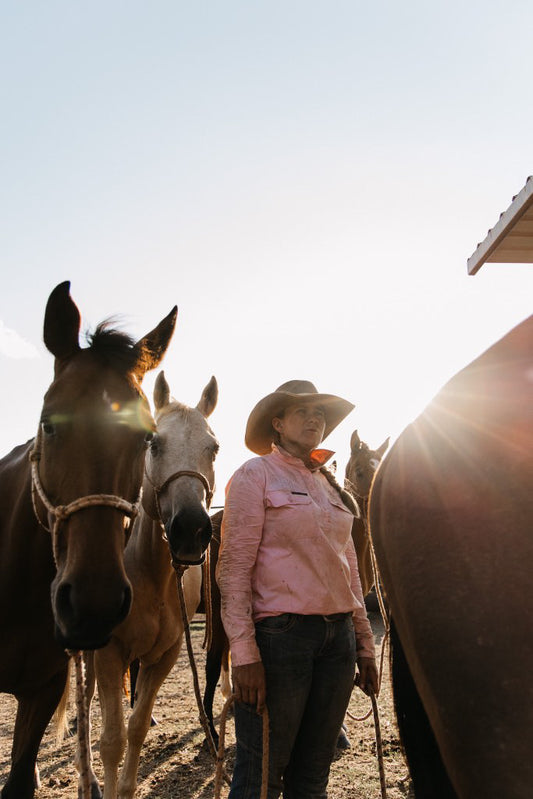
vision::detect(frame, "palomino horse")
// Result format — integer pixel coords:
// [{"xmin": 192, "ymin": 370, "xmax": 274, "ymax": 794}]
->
[
  {"xmin": 345, "ymin": 430, "xmax": 389, "ymax": 596},
  {"xmin": 369, "ymin": 315, "xmax": 533, "ymax": 799},
  {"xmin": 0, "ymin": 281, "xmax": 176, "ymax": 799},
  {"xmin": 89, "ymin": 372, "xmax": 218, "ymax": 799}
]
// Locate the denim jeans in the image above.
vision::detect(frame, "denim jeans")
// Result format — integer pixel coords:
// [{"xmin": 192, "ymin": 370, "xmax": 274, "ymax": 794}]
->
[{"xmin": 229, "ymin": 613, "xmax": 357, "ymax": 799}]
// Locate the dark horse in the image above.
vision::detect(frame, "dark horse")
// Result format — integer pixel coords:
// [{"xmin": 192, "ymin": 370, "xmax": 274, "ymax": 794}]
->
[
  {"xmin": 0, "ymin": 281, "xmax": 176, "ymax": 798},
  {"xmin": 369, "ymin": 315, "xmax": 533, "ymax": 798}
]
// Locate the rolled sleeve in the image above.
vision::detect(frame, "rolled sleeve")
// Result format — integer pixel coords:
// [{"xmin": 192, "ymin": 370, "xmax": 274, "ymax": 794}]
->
[
  {"xmin": 346, "ymin": 538, "xmax": 376, "ymax": 660},
  {"xmin": 216, "ymin": 462, "xmax": 266, "ymax": 667}
]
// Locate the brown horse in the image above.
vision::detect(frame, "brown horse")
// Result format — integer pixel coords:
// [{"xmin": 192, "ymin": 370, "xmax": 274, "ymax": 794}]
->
[
  {"xmin": 369, "ymin": 315, "xmax": 533, "ymax": 798},
  {"xmin": 90, "ymin": 372, "xmax": 218, "ymax": 799},
  {"xmin": 345, "ymin": 430, "xmax": 389, "ymax": 596},
  {"xmin": 0, "ymin": 282, "xmax": 176, "ymax": 799}
]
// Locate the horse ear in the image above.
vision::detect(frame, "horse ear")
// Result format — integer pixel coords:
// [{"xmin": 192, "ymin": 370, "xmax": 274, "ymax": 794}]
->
[
  {"xmin": 197, "ymin": 376, "xmax": 218, "ymax": 418},
  {"xmin": 133, "ymin": 306, "xmax": 177, "ymax": 382},
  {"xmin": 153, "ymin": 371, "xmax": 171, "ymax": 411},
  {"xmin": 43, "ymin": 281, "xmax": 81, "ymax": 362},
  {"xmin": 350, "ymin": 430, "xmax": 361, "ymax": 452},
  {"xmin": 376, "ymin": 437, "xmax": 390, "ymax": 459}
]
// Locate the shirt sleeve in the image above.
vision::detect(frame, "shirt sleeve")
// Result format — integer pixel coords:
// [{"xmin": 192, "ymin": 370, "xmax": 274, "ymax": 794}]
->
[
  {"xmin": 346, "ymin": 537, "xmax": 376, "ymax": 660},
  {"xmin": 216, "ymin": 460, "xmax": 266, "ymax": 667}
]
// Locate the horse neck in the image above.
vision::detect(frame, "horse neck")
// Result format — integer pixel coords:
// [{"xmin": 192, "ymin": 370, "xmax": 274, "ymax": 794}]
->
[{"xmin": 126, "ymin": 510, "xmax": 175, "ymax": 587}]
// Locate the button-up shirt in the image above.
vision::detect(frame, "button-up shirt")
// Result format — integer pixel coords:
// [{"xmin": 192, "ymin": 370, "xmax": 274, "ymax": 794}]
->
[{"xmin": 217, "ymin": 445, "xmax": 376, "ymax": 666}]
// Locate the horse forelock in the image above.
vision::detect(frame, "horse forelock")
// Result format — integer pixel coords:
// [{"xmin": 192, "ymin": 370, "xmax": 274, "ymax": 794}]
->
[
  {"xmin": 155, "ymin": 400, "xmax": 192, "ymax": 424},
  {"xmin": 85, "ymin": 322, "xmax": 139, "ymax": 375}
]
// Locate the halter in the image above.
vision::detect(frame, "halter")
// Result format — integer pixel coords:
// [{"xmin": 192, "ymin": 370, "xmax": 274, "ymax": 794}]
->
[
  {"xmin": 29, "ymin": 431, "xmax": 142, "ymax": 564},
  {"xmin": 143, "ymin": 466, "xmax": 214, "ymax": 566}
]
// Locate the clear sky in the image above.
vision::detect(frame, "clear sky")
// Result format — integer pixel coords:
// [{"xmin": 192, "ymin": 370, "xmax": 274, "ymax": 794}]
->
[{"xmin": 1, "ymin": 1, "xmax": 532, "ymax": 505}]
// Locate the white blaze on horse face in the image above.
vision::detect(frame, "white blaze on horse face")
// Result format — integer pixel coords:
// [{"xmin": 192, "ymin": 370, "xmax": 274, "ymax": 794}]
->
[{"xmin": 150, "ymin": 403, "xmax": 218, "ymax": 514}]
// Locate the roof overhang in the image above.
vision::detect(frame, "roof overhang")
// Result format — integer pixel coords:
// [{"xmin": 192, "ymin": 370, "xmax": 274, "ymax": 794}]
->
[{"xmin": 467, "ymin": 176, "xmax": 533, "ymax": 275}]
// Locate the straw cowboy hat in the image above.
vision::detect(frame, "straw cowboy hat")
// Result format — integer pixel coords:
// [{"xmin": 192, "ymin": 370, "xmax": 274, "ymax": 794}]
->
[{"xmin": 245, "ymin": 380, "xmax": 354, "ymax": 455}]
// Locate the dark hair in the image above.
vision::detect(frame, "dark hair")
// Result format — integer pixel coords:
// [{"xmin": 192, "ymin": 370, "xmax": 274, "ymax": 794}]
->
[{"xmin": 319, "ymin": 466, "xmax": 361, "ymax": 518}]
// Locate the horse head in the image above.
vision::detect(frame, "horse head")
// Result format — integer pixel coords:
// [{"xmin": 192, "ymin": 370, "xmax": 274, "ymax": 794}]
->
[
  {"xmin": 345, "ymin": 429, "xmax": 390, "ymax": 501},
  {"xmin": 35, "ymin": 281, "xmax": 177, "ymax": 650},
  {"xmin": 142, "ymin": 371, "xmax": 219, "ymax": 566}
]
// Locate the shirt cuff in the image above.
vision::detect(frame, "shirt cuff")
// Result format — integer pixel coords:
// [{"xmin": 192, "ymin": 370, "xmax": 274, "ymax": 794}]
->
[{"xmin": 229, "ymin": 638, "xmax": 262, "ymax": 667}]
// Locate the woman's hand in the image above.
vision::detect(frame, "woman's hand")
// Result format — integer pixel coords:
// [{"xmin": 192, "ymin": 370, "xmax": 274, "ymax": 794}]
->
[
  {"xmin": 232, "ymin": 661, "xmax": 266, "ymax": 713},
  {"xmin": 355, "ymin": 656, "xmax": 379, "ymax": 697}
]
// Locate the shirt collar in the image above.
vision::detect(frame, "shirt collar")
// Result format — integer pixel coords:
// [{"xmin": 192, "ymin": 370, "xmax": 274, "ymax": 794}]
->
[{"xmin": 271, "ymin": 444, "xmax": 336, "ymax": 471}]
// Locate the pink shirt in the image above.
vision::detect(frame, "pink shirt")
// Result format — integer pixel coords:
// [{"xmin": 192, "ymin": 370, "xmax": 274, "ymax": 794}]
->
[{"xmin": 216, "ymin": 445, "xmax": 376, "ymax": 666}]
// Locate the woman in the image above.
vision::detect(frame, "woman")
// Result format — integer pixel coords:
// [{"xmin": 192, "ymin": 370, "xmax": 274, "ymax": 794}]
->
[{"xmin": 217, "ymin": 380, "xmax": 378, "ymax": 799}]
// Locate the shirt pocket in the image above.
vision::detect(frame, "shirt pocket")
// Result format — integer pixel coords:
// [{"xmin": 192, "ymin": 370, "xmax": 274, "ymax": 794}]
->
[
  {"xmin": 264, "ymin": 489, "xmax": 315, "ymax": 540},
  {"xmin": 326, "ymin": 496, "xmax": 355, "ymax": 552},
  {"xmin": 265, "ymin": 489, "xmax": 312, "ymax": 509}
]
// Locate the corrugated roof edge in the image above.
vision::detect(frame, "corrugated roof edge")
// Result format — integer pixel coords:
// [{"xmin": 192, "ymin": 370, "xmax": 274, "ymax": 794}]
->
[{"xmin": 467, "ymin": 175, "xmax": 533, "ymax": 275}]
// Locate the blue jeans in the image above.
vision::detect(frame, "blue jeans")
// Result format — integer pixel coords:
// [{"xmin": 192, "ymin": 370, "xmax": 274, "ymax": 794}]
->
[{"xmin": 229, "ymin": 613, "xmax": 357, "ymax": 799}]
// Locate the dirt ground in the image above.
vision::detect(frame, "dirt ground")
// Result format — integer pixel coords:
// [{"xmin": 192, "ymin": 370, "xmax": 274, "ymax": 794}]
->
[{"xmin": 0, "ymin": 611, "xmax": 413, "ymax": 799}]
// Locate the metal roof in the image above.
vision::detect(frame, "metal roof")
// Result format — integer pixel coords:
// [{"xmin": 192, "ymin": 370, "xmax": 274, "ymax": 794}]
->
[{"xmin": 467, "ymin": 176, "xmax": 533, "ymax": 275}]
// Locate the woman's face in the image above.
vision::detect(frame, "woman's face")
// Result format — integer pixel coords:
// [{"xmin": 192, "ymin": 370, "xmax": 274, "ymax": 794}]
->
[{"xmin": 272, "ymin": 402, "xmax": 326, "ymax": 457}]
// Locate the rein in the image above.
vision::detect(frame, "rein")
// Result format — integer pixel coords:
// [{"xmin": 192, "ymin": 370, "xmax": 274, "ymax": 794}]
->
[{"xmin": 29, "ymin": 436, "xmax": 141, "ymax": 562}]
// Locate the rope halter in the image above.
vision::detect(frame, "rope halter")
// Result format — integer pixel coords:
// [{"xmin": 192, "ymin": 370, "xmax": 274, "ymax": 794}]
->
[
  {"xmin": 29, "ymin": 433, "xmax": 142, "ymax": 565},
  {"xmin": 143, "ymin": 466, "xmax": 214, "ymax": 566}
]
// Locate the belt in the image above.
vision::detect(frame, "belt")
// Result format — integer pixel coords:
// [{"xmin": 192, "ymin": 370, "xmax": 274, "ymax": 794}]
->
[{"xmin": 322, "ymin": 612, "xmax": 352, "ymax": 622}]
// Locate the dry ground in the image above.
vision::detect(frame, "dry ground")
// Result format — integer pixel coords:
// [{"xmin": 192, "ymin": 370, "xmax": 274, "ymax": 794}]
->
[{"xmin": 0, "ymin": 611, "xmax": 413, "ymax": 798}]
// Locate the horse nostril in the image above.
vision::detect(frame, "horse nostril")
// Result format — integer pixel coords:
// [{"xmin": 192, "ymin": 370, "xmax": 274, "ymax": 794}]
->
[{"xmin": 55, "ymin": 581, "xmax": 74, "ymax": 622}]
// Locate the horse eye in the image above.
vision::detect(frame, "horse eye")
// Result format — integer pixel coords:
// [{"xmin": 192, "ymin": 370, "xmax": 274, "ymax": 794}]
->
[
  {"xmin": 146, "ymin": 433, "xmax": 160, "ymax": 453},
  {"xmin": 144, "ymin": 431, "xmax": 155, "ymax": 445},
  {"xmin": 41, "ymin": 420, "xmax": 56, "ymax": 437}
]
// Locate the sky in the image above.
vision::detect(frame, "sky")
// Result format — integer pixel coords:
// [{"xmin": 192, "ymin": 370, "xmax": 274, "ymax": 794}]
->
[{"xmin": 1, "ymin": 1, "xmax": 532, "ymax": 506}]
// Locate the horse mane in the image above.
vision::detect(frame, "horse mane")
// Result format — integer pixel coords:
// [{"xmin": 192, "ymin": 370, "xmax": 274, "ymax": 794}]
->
[{"xmin": 86, "ymin": 322, "xmax": 142, "ymax": 374}]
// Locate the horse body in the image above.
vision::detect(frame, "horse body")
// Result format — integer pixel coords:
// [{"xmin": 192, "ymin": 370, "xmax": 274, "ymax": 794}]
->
[
  {"xmin": 92, "ymin": 372, "xmax": 218, "ymax": 799},
  {"xmin": 0, "ymin": 282, "xmax": 176, "ymax": 799},
  {"xmin": 344, "ymin": 431, "xmax": 389, "ymax": 596},
  {"xmin": 369, "ymin": 315, "xmax": 533, "ymax": 798}
]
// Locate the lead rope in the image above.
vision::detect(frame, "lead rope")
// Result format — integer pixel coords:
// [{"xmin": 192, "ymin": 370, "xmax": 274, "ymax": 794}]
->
[
  {"xmin": 343, "ymin": 484, "xmax": 391, "ymax": 799},
  {"xmin": 173, "ymin": 565, "xmax": 231, "ymax": 785},
  {"xmin": 202, "ymin": 546, "xmax": 213, "ymax": 651},
  {"xmin": 67, "ymin": 650, "xmax": 91, "ymax": 799},
  {"xmin": 370, "ymin": 688, "xmax": 387, "ymax": 799}
]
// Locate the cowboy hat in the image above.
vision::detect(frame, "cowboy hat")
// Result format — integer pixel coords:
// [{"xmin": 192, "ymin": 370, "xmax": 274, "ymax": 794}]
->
[{"xmin": 245, "ymin": 380, "xmax": 354, "ymax": 455}]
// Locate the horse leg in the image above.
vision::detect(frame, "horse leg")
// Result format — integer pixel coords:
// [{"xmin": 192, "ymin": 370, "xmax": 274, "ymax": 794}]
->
[
  {"xmin": 117, "ymin": 644, "xmax": 180, "ymax": 799},
  {"xmin": 203, "ymin": 642, "xmax": 223, "ymax": 746},
  {"xmin": 74, "ymin": 651, "xmax": 102, "ymax": 799},
  {"xmin": 129, "ymin": 658, "xmax": 157, "ymax": 726},
  {"xmin": 94, "ymin": 646, "xmax": 128, "ymax": 799},
  {"xmin": 2, "ymin": 667, "xmax": 67, "ymax": 799},
  {"xmin": 390, "ymin": 620, "xmax": 458, "ymax": 799}
]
